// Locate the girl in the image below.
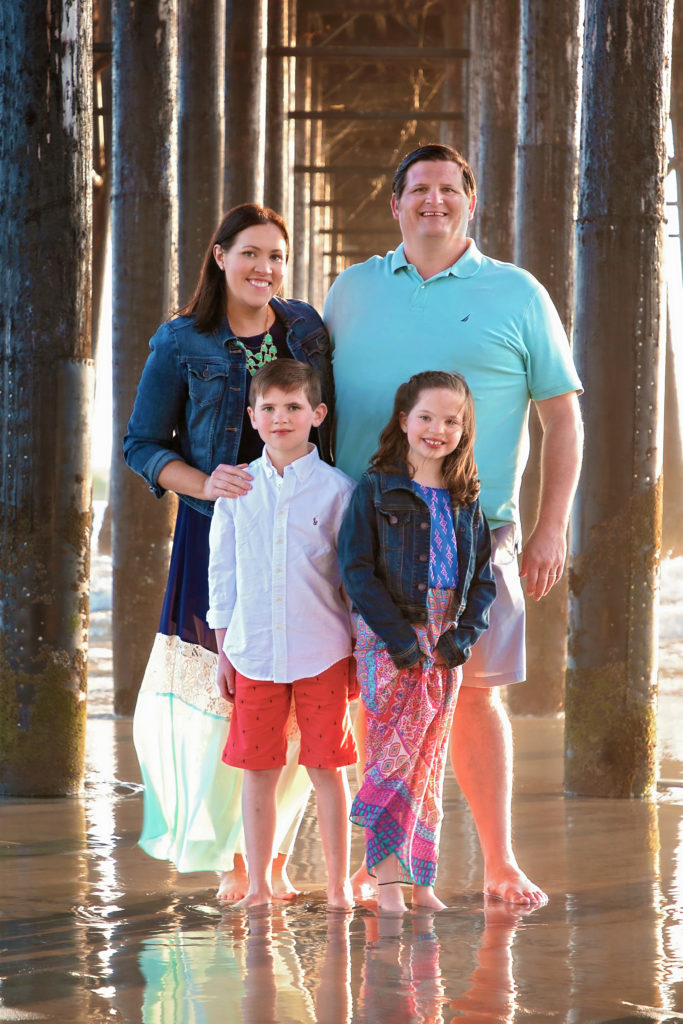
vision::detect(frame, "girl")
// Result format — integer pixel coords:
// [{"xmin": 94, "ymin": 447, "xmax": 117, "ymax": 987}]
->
[
  {"xmin": 124, "ymin": 204, "xmax": 333, "ymax": 900},
  {"xmin": 338, "ymin": 371, "xmax": 496, "ymax": 914}
]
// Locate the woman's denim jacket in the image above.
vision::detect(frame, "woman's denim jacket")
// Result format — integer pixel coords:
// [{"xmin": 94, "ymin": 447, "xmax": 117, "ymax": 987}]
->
[
  {"xmin": 338, "ymin": 467, "xmax": 497, "ymax": 670},
  {"xmin": 123, "ymin": 297, "xmax": 334, "ymax": 516}
]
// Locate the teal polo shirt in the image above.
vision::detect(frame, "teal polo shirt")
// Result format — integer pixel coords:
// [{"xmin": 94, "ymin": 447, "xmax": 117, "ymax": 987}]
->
[{"xmin": 324, "ymin": 240, "xmax": 582, "ymax": 531}]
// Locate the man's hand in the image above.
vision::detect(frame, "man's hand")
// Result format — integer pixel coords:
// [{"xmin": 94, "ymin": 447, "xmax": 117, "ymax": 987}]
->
[
  {"xmin": 519, "ymin": 522, "xmax": 566, "ymax": 601},
  {"xmin": 216, "ymin": 649, "xmax": 236, "ymax": 702}
]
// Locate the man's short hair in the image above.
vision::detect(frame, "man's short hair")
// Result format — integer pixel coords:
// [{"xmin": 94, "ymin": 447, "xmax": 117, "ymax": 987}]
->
[
  {"xmin": 249, "ymin": 358, "xmax": 322, "ymax": 408},
  {"xmin": 392, "ymin": 143, "xmax": 477, "ymax": 200}
]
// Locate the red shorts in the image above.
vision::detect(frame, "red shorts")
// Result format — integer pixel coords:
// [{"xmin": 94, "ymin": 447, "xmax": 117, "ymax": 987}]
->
[{"xmin": 222, "ymin": 657, "xmax": 358, "ymax": 771}]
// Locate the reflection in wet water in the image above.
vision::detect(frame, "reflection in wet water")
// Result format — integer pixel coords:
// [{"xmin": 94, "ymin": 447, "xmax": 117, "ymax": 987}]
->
[
  {"xmin": 130, "ymin": 896, "xmax": 530, "ymax": 1024},
  {"xmin": 2, "ymin": 709, "xmax": 683, "ymax": 1022},
  {"xmin": 1, "ymin": 555, "xmax": 683, "ymax": 1022}
]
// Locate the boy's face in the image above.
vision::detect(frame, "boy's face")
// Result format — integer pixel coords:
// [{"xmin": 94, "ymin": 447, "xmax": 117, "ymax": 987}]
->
[{"xmin": 248, "ymin": 386, "xmax": 326, "ymax": 464}]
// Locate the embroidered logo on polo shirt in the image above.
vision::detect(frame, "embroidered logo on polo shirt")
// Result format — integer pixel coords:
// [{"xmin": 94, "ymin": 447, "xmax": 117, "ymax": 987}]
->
[{"xmin": 313, "ymin": 516, "xmax": 319, "ymax": 526}]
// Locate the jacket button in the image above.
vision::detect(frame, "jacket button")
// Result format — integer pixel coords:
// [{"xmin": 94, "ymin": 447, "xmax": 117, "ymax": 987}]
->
[
  {"xmin": 203, "ymin": 366, "xmax": 210, "ymax": 378},
  {"xmin": 417, "ymin": 583, "xmax": 427, "ymax": 591},
  {"xmin": 420, "ymin": 521, "xmax": 429, "ymax": 530},
  {"xmin": 389, "ymin": 515, "xmax": 398, "ymax": 525},
  {"xmin": 419, "ymin": 553, "xmax": 428, "ymax": 562}
]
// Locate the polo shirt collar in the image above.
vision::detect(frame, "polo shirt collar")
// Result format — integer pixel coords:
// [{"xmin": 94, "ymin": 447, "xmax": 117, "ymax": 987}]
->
[{"xmin": 390, "ymin": 238, "xmax": 482, "ymax": 280}]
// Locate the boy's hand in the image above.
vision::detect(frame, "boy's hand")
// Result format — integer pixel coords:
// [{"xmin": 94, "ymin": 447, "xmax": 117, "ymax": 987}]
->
[
  {"xmin": 348, "ymin": 656, "xmax": 360, "ymax": 700},
  {"xmin": 216, "ymin": 650, "xmax": 236, "ymax": 702}
]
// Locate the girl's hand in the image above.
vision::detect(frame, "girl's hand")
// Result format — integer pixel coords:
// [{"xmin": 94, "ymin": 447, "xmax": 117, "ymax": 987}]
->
[
  {"xmin": 216, "ymin": 650, "xmax": 236, "ymax": 702},
  {"xmin": 202, "ymin": 463, "xmax": 253, "ymax": 501}
]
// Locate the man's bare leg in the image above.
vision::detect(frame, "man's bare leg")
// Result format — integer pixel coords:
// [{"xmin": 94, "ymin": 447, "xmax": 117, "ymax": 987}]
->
[{"xmin": 449, "ymin": 686, "xmax": 547, "ymax": 905}]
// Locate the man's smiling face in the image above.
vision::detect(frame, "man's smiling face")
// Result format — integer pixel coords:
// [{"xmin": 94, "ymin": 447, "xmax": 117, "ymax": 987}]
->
[{"xmin": 390, "ymin": 159, "xmax": 477, "ymax": 255}]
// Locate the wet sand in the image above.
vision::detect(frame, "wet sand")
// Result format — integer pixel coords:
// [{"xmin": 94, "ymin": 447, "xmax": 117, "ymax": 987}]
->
[{"xmin": 1, "ymin": 556, "xmax": 682, "ymax": 1022}]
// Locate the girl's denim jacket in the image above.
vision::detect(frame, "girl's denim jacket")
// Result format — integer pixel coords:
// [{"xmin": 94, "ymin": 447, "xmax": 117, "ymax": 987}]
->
[
  {"xmin": 338, "ymin": 467, "xmax": 496, "ymax": 670},
  {"xmin": 123, "ymin": 297, "xmax": 334, "ymax": 516}
]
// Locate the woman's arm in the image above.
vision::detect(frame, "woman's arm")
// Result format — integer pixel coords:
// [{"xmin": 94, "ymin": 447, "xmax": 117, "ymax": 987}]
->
[
  {"xmin": 124, "ymin": 322, "xmax": 254, "ymax": 500},
  {"xmin": 157, "ymin": 460, "xmax": 253, "ymax": 501},
  {"xmin": 123, "ymin": 323, "xmax": 189, "ymax": 495}
]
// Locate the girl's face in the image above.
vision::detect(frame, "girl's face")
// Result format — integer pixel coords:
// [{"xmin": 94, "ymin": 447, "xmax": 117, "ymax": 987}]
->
[
  {"xmin": 399, "ymin": 387, "xmax": 466, "ymax": 466},
  {"xmin": 213, "ymin": 222, "xmax": 287, "ymax": 315}
]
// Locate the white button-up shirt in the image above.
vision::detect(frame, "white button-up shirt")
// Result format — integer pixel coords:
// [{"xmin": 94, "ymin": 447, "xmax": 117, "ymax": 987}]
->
[{"xmin": 207, "ymin": 445, "xmax": 355, "ymax": 683}]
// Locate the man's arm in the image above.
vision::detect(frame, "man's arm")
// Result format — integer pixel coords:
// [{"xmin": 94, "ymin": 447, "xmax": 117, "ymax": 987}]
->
[{"xmin": 519, "ymin": 391, "xmax": 583, "ymax": 601}]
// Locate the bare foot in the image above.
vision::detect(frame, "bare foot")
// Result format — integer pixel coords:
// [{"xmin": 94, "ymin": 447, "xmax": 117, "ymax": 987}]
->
[
  {"xmin": 233, "ymin": 887, "xmax": 272, "ymax": 910},
  {"xmin": 327, "ymin": 879, "xmax": 354, "ymax": 912},
  {"xmin": 377, "ymin": 881, "xmax": 408, "ymax": 916},
  {"xmin": 217, "ymin": 854, "xmax": 249, "ymax": 902},
  {"xmin": 350, "ymin": 859, "xmax": 377, "ymax": 900},
  {"xmin": 484, "ymin": 861, "xmax": 548, "ymax": 906},
  {"xmin": 271, "ymin": 852, "xmax": 299, "ymax": 901},
  {"xmin": 411, "ymin": 884, "xmax": 447, "ymax": 911}
]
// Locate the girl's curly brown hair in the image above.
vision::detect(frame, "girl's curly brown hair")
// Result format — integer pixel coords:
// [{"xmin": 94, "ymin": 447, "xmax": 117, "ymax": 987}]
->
[{"xmin": 370, "ymin": 370, "xmax": 480, "ymax": 507}]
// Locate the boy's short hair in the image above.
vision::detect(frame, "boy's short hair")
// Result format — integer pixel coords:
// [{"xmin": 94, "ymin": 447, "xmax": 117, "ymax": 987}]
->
[{"xmin": 249, "ymin": 358, "xmax": 322, "ymax": 408}]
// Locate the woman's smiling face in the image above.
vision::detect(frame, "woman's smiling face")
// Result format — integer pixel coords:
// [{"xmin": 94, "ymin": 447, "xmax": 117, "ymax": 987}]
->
[{"xmin": 214, "ymin": 222, "xmax": 288, "ymax": 314}]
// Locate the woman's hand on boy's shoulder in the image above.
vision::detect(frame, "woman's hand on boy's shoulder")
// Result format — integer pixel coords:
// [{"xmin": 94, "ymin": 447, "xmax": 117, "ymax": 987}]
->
[{"xmin": 203, "ymin": 462, "xmax": 253, "ymax": 502}]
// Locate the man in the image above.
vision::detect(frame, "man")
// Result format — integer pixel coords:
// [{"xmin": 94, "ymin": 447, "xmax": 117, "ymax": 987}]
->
[{"xmin": 324, "ymin": 143, "xmax": 583, "ymax": 905}]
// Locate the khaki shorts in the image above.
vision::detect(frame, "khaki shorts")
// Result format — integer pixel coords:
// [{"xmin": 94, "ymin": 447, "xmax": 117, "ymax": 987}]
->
[{"xmin": 461, "ymin": 523, "xmax": 526, "ymax": 689}]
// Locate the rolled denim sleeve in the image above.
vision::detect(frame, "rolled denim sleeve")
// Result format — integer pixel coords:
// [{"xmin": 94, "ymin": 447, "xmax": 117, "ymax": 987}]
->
[
  {"xmin": 207, "ymin": 497, "xmax": 237, "ymax": 629},
  {"xmin": 436, "ymin": 504, "xmax": 496, "ymax": 667},
  {"xmin": 122, "ymin": 322, "xmax": 187, "ymax": 497},
  {"xmin": 338, "ymin": 475, "xmax": 421, "ymax": 668}
]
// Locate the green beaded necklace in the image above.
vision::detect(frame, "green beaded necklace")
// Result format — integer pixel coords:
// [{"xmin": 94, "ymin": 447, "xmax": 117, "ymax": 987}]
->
[{"xmin": 233, "ymin": 308, "xmax": 277, "ymax": 376}]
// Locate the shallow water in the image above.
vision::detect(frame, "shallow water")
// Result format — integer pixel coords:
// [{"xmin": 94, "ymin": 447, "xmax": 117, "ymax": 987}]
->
[{"xmin": 1, "ymin": 555, "xmax": 682, "ymax": 1022}]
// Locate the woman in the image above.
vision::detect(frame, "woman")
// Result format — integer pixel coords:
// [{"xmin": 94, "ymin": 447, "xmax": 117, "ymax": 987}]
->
[{"xmin": 124, "ymin": 204, "xmax": 333, "ymax": 899}]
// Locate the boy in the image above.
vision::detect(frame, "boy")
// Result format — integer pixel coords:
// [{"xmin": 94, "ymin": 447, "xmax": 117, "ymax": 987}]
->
[{"xmin": 207, "ymin": 359, "xmax": 358, "ymax": 910}]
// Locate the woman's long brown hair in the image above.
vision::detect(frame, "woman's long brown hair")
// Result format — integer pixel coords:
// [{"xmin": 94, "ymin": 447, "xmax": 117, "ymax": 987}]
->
[{"xmin": 370, "ymin": 370, "xmax": 480, "ymax": 506}]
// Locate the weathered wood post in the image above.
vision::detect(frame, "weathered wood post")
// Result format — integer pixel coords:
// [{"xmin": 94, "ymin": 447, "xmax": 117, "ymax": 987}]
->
[
  {"xmin": 511, "ymin": 0, "xmax": 582, "ymax": 715},
  {"xmin": 663, "ymin": 8, "xmax": 683, "ymax": 557},
  {"xmin": 224, "ymin": 0, "xmax": 267, "ymax": 210},
  {"xmin": 0, "ymin": 0, "xmax": 93, "ymax": 795},
  {"xmin": 566, "ymin": 0, "xmax": 673, "ymax": 796},
  {"xmin": 440, "ymin": 5, "xmax": 469, "ymax": 155},
  {"xmin": 663, "ymin": 307, "xmax": 683, "ymax": 557},
  {"xmin": 111, "ymin": 0, "xmax": 178, "ymax": 715},
  {"xmin": 93, "ymin": 0, "xmax": 112, "ymax": 364},
  {"xmin": 178, "ymin": 0, "xmax": 225, "ymax": 304},
  {"xmin": 264, "ymin": 0, "xmax": 291, "ymax": 221},
  {"xmin": 468, "ymin": 0, "xmax": 521, "ymax": 262},
  {"xmin": 292, "ymin": 52, "xmax": 312, "ymax": 301}
]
